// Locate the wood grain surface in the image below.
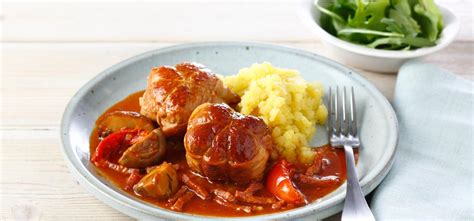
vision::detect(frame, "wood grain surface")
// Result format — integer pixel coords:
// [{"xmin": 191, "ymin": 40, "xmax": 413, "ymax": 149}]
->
[{"xmin": 1, "ymin": 1, "xmax": 472, "ymax": 220}]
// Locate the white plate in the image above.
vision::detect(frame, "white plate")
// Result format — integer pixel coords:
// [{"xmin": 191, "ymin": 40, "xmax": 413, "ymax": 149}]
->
[{"xmin": 60, "ymin": 42, "xmax": 398, "ymax": 220}]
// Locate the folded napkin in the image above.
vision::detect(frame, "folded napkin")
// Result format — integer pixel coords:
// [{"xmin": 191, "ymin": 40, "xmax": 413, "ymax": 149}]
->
[{"xmin": 370, "ymin": 60, "xmax": 474, "ymax": 220}]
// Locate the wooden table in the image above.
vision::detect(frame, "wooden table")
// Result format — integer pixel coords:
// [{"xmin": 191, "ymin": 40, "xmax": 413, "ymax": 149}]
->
[{"xmin": 1, "ymin": 1, "xmax": 472, "ymax": 220}]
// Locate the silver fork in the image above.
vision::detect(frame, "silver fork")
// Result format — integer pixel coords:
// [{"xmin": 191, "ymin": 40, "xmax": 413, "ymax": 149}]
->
[{"xmin": 328, "ymin": 86, "xmax": 375, "ymax": 221}]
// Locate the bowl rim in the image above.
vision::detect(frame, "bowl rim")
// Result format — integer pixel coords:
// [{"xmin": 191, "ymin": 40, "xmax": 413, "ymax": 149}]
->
[
  {"xmin": 299, "ymin": 0, "xmax": 461, "ymax": 59},
  {"xmin": 60, "ymin": 41, "xmax": 399, "ymax": 220}
]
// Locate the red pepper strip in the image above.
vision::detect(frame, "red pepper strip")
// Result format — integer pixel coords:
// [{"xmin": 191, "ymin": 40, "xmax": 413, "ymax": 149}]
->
[
  {"xmin": 91, "ymin": 129, "xmax": 140, "ymax": 171},
  {"xmin": 124, "ymin": 169, "xmax": 143, "ymax": 191},
  {"xmin": 266, "ymin": 160, "xmax": 306, "ymax": 204}
]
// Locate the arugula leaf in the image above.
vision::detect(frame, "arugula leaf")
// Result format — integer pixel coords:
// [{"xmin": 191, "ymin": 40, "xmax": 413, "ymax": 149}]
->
[
  {"xmin": 334, "ymin": 0, "xmax": 357, "ymax": 10},
  {"xmin": 316, "ymin": 3, "xmax": 346, "ymax": 35},
  {"xmin": 383, "ymin": 0, "xmax": 421, "ymax": 38},
  {"xmin": 315, "ymin": 3, "xmax": 345, "ymax": 24},
  {"xmin": 338, "ymin": 28, "xmax": 404, "ymax": 37},
  {"xmin": 348, "ymin": 0, "xmax": 390, "ymax": 31},
  {"xmin": 314, "ymin": 0, "xmax": 443, "ymax": 50},
  {"xmin": 367, "ymin": 36, "xmax": 435, "ymax": 48},
  {"xmin": 344, "ymin": 0, "xmax": 391, "ymax": 43},
  {"xmin": 413, "ymin": 0, "xmax": 443, "ymax": 41},
  {"xmin": 332, "ymin": 0, "xmax": 357, "ymax": 19}
]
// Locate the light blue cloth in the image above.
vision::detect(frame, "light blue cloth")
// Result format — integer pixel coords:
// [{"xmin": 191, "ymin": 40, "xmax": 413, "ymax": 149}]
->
[{"xmin": 370, "ymin": 60, "xmax": 474, "ymax": 220}]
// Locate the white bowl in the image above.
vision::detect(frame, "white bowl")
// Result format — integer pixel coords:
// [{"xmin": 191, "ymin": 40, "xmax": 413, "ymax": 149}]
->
[{"xmin": 299, "ymin": 0, "xmax": 460, "ymax": 73}]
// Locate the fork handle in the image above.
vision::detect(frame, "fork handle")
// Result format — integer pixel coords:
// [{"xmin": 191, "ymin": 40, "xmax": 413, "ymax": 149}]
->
[{"xmin": 341, "ymin": 145, "xmax": 376, "ymax": 221}]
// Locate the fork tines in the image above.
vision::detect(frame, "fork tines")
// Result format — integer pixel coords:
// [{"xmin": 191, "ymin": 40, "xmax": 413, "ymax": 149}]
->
[{"xmin": 328, "ymin": 86, "xmax": 360, "ymax": 147}]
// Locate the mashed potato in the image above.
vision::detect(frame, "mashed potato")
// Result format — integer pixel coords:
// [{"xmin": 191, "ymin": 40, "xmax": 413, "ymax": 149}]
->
[{"xmin": 225, "ymin": 62, "xmax": 327, "ymax": 164}]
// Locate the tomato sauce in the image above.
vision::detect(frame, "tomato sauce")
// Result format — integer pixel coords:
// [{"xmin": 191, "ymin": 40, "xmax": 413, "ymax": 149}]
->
[{"xmin": 89, "ymin": 91, "xmax": 351, "ymax": 217}]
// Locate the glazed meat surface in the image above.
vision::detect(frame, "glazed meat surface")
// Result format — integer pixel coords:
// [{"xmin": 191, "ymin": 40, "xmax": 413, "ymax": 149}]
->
[
  {"xmin": 139, "ymin": 62, "xmax": 240, "ymax": 137},
  {"xmin": 184, "ymin": 103, "xmax": 273, "ymax": 183}
]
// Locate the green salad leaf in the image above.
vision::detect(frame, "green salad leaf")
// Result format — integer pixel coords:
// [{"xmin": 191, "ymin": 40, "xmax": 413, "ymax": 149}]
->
[
  {"xmin": 348, "ymin": 0, "xmax": 389, "ymax": 31},
  {"xmin": 413, "ymin": 0, "xmax": 444, "ymax": 41},
  {"xmin": 383, "ymin": 0, "xmax": 421, "ymax": 38},
  {"xmin": 367, "ymin": 36, "xmax": 435, "ymax": 48},
  {"xmin": 315, "ymin": 0, "xmax": 444, "ymax": 50}
]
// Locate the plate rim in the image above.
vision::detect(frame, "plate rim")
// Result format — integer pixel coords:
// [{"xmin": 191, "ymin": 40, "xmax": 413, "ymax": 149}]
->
[{"xmin": 60, "ymin": 41, "xmax": 399, "ymax": 220}]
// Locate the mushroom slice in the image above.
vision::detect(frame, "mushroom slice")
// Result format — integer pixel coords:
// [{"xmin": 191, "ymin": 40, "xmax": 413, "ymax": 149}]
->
[
  {"xmin": 133, "ymin": 162, "xmax": 179, "ymax": 199},
  {"xmin": 118, "ymin": 128, "xmax": 166, "ymax": 168},
  {"xmin": 97, "ymin": 111, "xmax": 155, "ymax": 138}
]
